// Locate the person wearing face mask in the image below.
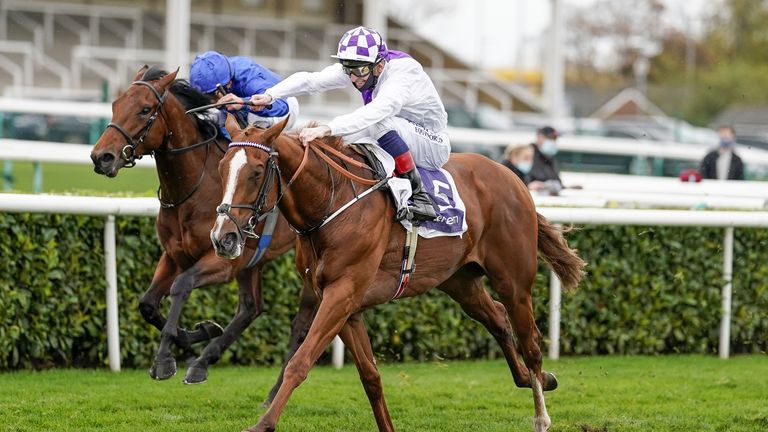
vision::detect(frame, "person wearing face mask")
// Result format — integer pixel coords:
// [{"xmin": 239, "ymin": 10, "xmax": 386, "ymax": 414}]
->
[
  {"xmin": 501, "ymin": 143, "xmax": 534, "ymax": 183},
  {"xmin": 189, "ymin": 51, "xmax": 299, "ymax": 131},
  {"xmin": 222, "ymin": 26, "xmax": 450, "ymax": 222},
  {"xmin": 528, "ymin": 126, "xmax": 563, "ymax": 195},
  {"xmin": 699, "ymin": 125, "xmax": 744, "ymax": 180}
]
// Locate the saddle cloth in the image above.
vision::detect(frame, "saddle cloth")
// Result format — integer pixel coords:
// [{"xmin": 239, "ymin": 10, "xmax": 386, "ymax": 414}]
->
[{"xmin": 350, "ymin": 140, "xmax": 468, "ymax": 239}]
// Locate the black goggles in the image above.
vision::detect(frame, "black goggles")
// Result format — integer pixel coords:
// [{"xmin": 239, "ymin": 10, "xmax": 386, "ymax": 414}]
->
[
  {"xmin": 342, "ymin": 62, "xmax": 376, "ymax": 77},
  {"xmin": 207, "ymin": 83, "xmax": 228, "ymax": 98}
]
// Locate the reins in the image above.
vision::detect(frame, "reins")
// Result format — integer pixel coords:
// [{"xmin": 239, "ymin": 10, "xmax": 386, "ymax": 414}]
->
[
  {"xmin": 157, "ymin": 123, "xmax": 221, "ymax": 209},
  {"xmin": 307, "ymin": 140, "xmax": 379, "ymax": 186},
  {"xmin": 221, "ymin": 137, "xmax": 387, "ymax": 238},
  {"xmin": 106, "ymin": 79, "xmax": 226, "ymax": 209}
]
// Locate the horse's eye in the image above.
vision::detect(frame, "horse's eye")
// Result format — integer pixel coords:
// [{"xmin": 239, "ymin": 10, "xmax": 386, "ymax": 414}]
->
[{"xmin": 140, "ymin": 107, "xmax": 151, "ymax": 115}]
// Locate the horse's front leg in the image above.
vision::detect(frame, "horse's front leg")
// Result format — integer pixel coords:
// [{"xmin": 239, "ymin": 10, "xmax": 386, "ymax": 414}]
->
[
  {"xmin": 149, "ymin": 253, "xmax": 233, "ymax": 380},
  {"xmin": 139, "ymin": 253, "xmax": 224, "ymax": 352},
  {"xmin": 184, "ymin": 265, "xmax": 265, "ymax": 384},
  {"xmin": 244, "ymin": 280, "xmax": 360, "ymax": 432},
  {"xmin": 262, "ymin": 280, "xmax": 319, "ymax": 405}
]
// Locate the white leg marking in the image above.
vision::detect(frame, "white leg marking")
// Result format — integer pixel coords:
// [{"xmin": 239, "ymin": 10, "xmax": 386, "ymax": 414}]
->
[
  {"xmin": 211, "ymin": 149, "xmax": 248, "ymax": 240},
  {"xmin": 529, "ymin": 368, "xmax": 551, "ymax": 432}
]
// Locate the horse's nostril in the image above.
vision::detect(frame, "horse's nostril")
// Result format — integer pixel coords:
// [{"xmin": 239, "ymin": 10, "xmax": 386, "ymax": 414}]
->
[
  {"xmin": 99, "ymin": 153, "xmax": 115, "ymax": 165},
  {"xmin": 221, "ymin": 232, "xmax": 238, "ymax": 251}
]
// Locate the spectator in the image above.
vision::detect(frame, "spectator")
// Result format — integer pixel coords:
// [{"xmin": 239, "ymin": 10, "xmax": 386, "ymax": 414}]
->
[
  {"xmin": 501, "ymin": 143, "xmax": 534, "ymax": 182},
  {"xmin": 529, "ymin": 126, "xmax": 563, "ymax": 195},
  {"xmin": 699, "ymin": 125, "xmax": 744, "ymax": 180}
]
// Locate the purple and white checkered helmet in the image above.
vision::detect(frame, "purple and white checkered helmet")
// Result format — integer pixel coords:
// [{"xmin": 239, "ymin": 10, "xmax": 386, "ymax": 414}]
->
[{"xmin": 331, "ymin": 26, "xmax": 388, "ymax": 64}]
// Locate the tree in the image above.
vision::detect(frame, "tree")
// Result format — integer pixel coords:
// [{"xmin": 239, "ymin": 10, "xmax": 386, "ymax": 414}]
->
[
  {"xmin": 564, "ymin": 0, "xmax": 666, "ymax": 82},
  {"xmin": 704, "ymin": 0, "xmax": 768, "ymax": 63}
]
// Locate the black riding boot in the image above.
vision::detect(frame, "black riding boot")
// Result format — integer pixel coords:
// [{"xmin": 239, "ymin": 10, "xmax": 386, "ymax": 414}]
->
[{"xmin": 402, "ymin": 168, "xmax": 437, "ymax": 222}]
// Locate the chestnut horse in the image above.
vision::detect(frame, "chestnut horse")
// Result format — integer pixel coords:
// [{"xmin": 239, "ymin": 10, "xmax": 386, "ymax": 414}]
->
[
  {"xmin": 90, "ymin": 67, "xmax": 315, "ymax": 392},
  {"xmin": 212, "ymin": 115, "xmax": 586, "ymax": 432}
]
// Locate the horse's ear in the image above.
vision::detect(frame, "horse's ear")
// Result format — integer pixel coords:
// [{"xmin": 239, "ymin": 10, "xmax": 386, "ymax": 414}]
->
[
  {"xmin": 262, "ymin": 115, "xmax": 290, "ymax": 145},
  {"xmin": 133, "ymin": 65, "xmax": 149, "ymax": 81},
  {"xmin": 157, "ymin": 67, "xmax": 179, "ymax": 90},
  {"xmin": 225, "ymin": 113, "xmax": 241, "ymax": 134}
]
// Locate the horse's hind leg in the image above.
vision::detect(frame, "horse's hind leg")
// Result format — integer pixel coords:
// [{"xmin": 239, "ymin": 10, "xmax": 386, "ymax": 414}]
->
[
  {"xmin": 139, "ymin": 253, "xmax": 223, "ymax": 351},
  {"xmin": 263, "ymin": 281, "xmax": 318, "ymax": 405},
  {"xmin": 486, "ymin": 259, "xmax": 552, "ymax": 432},
  {"xmin": 184, "ymin": 265, "xmax": 264, "ymax": 384},
  {"xmin": 437, "ymin": 269, "xmax": 537, "ymax": 390},
  {"xmin": 339, "ymin": 312, "xmax": 394, "ymax": 432},
  {"xmin": 150, "ymin": 254, "xmax": 232, "ymax": 380}
]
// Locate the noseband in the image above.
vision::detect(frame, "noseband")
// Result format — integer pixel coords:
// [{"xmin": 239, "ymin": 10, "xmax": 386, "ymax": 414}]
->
[
  {"xmin": 105, "ymin": 81, "xmax": 172, "ymax": 167},
  {"xmin": 216, "ymin": 142, "xmax": 283, "ymax": 243}
]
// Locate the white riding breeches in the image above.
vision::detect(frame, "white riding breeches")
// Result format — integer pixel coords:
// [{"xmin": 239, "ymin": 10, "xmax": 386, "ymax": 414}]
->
[{"xmin": 343, "ymin": 116, "xmax": 450, "ymax": 170}]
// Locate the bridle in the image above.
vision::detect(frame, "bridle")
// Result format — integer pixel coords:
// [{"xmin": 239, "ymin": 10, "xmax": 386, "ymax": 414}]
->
[
  {"xmin": 105, "ymin": 79, "xmax": 223, "ymax": 208},
  {"xmin": 216, "ymin": 142, "xmax": 284, "ymax": 243},
  {"xmin": 105, "ymin": 80, "xmax": 171, "ymax": 167},
  {"xmin": 217, "ymin": 138, "xmax": 387, "ymax": 244}
]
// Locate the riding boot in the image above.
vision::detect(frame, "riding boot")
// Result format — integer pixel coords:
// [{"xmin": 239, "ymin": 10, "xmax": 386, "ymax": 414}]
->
[{"xmin": 401, "ymin": 167, "xmax": 437, "ymax": 222}]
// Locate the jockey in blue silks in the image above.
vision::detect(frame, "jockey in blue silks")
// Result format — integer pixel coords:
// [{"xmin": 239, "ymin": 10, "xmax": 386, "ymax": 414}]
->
[
  {"xmin": 189, "ymin": 51, "xmax": 298, "ymax": 130},
  {"xmin": 219, "ymin": 27, "xmax": 449, "ymax": 222}
]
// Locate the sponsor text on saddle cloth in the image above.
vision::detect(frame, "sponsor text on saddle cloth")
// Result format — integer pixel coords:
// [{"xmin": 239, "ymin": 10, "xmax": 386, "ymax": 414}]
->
[{"xmin": 353, "ymin": 139, "xmax": 468, "ymax": 238}]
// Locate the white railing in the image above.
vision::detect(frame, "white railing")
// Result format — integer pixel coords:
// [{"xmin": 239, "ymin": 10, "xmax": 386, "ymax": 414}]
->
[
  {"xmin": 4, "ymin": 97, "xmax": 768, "ymax": 167},
  {"xmin": 1, "ymin": 193, "xmax": 764, "ymax": 372}
]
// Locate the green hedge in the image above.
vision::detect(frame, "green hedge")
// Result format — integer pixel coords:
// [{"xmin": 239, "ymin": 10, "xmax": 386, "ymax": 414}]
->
[{"xmin": 1, "ymin": 214, "xmax": 766, "ymax": 370}]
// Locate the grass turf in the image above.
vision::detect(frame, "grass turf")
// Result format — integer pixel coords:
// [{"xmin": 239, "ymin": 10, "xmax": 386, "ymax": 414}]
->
[
  {"xmin": 3, "ymin": 162, "xmax": 157, "ymax": 195},
  {"xmin": 1, "ymin": 355, "xmax": 766, "ymax": 431}
]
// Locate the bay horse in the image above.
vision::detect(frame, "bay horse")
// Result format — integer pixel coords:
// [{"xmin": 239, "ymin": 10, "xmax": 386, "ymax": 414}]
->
[
  {"xmin": 212, "ymin": 115, "xmax": 586, "ymax": 432},
  {"xmin": 90, "ymin": 66, "xmax": 315, "ymax": 393}
]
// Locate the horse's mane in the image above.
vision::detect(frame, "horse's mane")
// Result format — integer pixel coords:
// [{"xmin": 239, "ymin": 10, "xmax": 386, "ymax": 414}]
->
[{"xmin": 140, "ymin": 66, "xmax": 218, "ymax": 140}]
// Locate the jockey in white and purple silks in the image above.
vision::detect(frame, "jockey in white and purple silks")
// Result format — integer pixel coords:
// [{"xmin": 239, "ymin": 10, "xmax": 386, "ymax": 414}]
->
[
  {"xmin": 219, "ymin": 26, "xmax": 450, "ymax": 221},
  {"xmin": 189, "ymin": 51, "xmax": 299, "ymax": 131}
]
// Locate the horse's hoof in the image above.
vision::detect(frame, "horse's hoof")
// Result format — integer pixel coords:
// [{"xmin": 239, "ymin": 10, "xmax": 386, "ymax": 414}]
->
[
  {"xmin": 543, "ymin": 371, "xmax": 558, "ymax": 391},
  {"xmin": 183, "ymin": 365, "xmax": 209, "ymax": 385},
  {"xmin": 148, "ymin": 357, "xmax": 177, "ymax": 380}
]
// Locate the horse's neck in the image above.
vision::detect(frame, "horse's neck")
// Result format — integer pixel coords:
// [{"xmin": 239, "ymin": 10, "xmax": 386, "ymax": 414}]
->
[
  {"xmin": 154, "ymin": 100, "xmax": 221, "ymax": 204},
  {"xmin": 276, "ymin": 138, "xmax": 341, "ymax": 228}
]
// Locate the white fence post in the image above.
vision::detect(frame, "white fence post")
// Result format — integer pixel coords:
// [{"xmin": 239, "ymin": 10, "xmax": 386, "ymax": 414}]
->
[
  {"xmin": 104, "ymin": 215, "xmax": 121, "ymax": 371},
  {"xmin": 548, "ymin": 270, "xmax": 562, "ymax": 360},
  {"xmin": 332, "ymin": 335, "xmax": 344, "ymax": 369},
  {"xmin": 719, "ymin": 227, "xmax": 734, "ymax": 359}
]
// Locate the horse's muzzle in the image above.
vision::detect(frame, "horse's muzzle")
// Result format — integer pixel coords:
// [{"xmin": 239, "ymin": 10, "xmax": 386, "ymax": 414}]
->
[
  {"xmin": 211, "ymin": 230, "xmax": 243, "ymax": 259},
  {"xmin": 91, "ymin": 151, "xmax": 121, "ymax": 177}
]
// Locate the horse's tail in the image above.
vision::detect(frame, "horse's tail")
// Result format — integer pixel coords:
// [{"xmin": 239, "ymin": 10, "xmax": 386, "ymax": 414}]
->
[{"xmin": 536, "ymin": 213, "xmax": 586, "ymax": 291}]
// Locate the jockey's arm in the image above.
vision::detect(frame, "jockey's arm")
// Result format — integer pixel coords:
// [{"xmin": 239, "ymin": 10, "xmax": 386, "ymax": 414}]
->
[
  {"xmin": 326, "ymin": 69, "xmax": 412, "ymax": 136},
  {"xmin": 240, "ymin": 77, "xmax": 290, "ymax": 118},
  {"xmin": 256, "ymin": 64, "xmax": 349, "ymax": 109}
]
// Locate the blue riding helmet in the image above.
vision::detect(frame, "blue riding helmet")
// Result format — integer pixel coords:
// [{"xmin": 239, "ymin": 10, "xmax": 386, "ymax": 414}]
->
[{"xmin": 189, "ymin": 51, "xmax": 233, "ymax": 94}]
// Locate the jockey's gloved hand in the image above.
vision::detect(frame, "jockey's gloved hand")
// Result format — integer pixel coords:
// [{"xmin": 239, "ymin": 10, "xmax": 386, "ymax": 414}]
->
[
  {"xmin": 299, "ymin": 125, "xmax": 331, "ymax": 146},
  {"xmin": 216, "ymin": 93, "xmax": 245, "ymax": 111},
  {"xmin": 249, "ymin": 94, "xmax": 273, "ymax": 112}
]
